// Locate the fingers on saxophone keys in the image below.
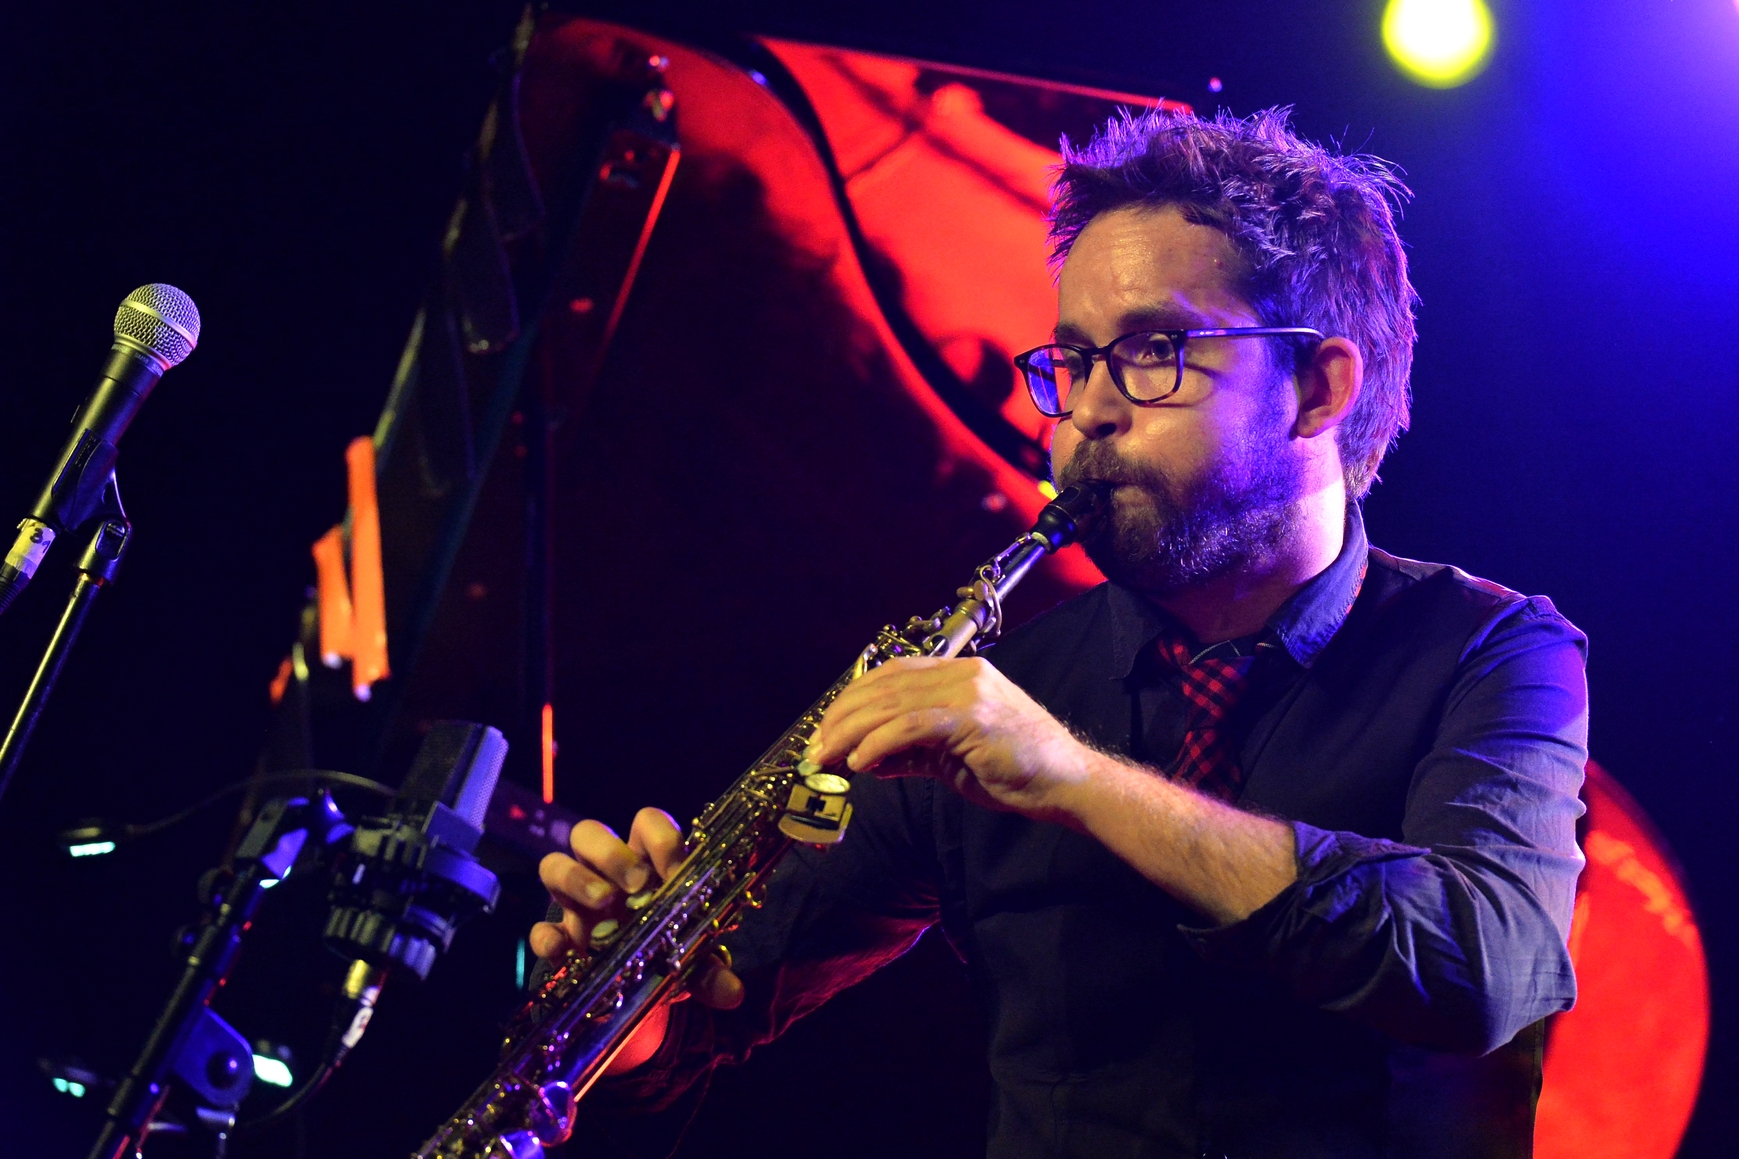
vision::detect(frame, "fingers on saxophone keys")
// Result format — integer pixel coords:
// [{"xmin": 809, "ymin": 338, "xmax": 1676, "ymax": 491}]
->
[
  {"xmin": 529, "ymin": 920, "xmax": 574, "ymax": 961},
  {"xmin": 561, "ymin": 907, "xmax": 592, "ymax": 950},
  {"xmin": 812, "ymin": 701, "xmax": 910, "ymax": 769},
  {"xmin": 671, "ymin": 949, "xmax": 744, "ymax": 1009},
  {"xmin": 629, "ymin": 807, "xmax": 686, "ymax": 882},
  {"xmin": 692, "ymin": 961, "xmax": 745, "ymax": 1010},
  {"xmin": 850, "ymin": 708, "xmax": 958, "ymax": 772},
  {"xmin": 539, "ymin": 851, "xmax": 618, "ymax": 914},
  {"xmin": 813, "ymin": 659, "xmax": 943, "ymax": 764},
  {"xmin": 571, "ymin": 818, "xmax": 654, "ymax": 894}
]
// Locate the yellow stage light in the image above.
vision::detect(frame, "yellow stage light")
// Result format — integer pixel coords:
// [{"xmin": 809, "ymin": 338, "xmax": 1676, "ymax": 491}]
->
[{"xmin": 1382, "ymin": 0, "xmax": 1495, "ymax": 88}]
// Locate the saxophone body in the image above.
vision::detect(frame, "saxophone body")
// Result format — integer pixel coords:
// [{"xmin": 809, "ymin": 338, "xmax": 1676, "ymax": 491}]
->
[{"xmin": 414, "ymin": 483, "xmax": 1105, "ymax": 1159}]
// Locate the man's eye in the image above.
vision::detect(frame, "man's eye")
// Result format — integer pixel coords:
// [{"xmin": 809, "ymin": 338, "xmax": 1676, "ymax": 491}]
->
[{"xmin": 1124, "ymin": 337, "xmax": 1176, "ymax": 365}]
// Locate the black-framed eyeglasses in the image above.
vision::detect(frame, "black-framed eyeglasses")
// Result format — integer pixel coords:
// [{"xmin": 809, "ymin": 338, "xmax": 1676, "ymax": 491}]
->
[{"xmin": 1013, "ymin": 327, "xmax": 1325, "ymax": 417}]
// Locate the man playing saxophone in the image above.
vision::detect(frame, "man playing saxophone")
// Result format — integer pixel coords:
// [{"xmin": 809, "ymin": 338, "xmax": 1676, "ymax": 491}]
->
[{"xmin": 531, "ymin": 107, "xmax": 1587, "ymax": 1159}]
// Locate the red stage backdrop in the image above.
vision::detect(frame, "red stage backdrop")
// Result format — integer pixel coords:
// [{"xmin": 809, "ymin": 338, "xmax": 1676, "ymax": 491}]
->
[{"xmin": 1537, "ymin": 761, "xmax": 1709, "ymax": 1158}]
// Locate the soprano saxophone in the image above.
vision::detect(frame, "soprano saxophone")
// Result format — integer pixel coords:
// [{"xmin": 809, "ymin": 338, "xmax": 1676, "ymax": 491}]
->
[{"xmin": 414, "ymin": 482, "xmax": 1106, "ymax": 1159}]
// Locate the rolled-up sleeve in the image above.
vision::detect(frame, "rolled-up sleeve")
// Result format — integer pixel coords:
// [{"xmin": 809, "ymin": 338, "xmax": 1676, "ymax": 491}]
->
[{"xmin": 1184, "ymin": 596, "xmax": 1589, "ymax": 1054}]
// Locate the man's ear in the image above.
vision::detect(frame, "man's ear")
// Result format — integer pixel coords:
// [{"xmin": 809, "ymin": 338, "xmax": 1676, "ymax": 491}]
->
[{"xmin": 1293, "ymin": 337, "xmax": 1363, "ymax": 440}]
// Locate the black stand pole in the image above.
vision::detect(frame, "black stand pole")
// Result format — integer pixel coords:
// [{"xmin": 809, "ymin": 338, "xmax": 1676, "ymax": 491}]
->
[
  {"xmin": 0, "ymin": 508, "xmax": 131, "ymax": 807},
  {"xmin": 89, "ymin": 866, "xmax": 262, "ymax": 1159},
  {"xmin": 523, "ymin": 352, "xmax": 555, "ymax": 800},
  {"xmin": 88, "ymin": 796, "xmax": 329, "ymax": 1159}
]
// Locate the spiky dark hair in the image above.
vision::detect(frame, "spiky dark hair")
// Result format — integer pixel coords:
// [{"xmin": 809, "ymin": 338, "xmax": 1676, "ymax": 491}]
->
[{"xmin": 1051, "ymin": 107, "xmax": 1418, "ymax": 499}]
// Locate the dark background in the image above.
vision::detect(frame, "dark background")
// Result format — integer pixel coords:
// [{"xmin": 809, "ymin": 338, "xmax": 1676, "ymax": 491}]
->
[{"xmin": 1, "ymin": 1, "xmax": 1735, "ymax": 1156}]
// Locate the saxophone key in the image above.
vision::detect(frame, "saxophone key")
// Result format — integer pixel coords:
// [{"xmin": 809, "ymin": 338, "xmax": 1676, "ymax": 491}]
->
[{"xmin": 777, "ymin": 770, "xmax": 853, "ymax": 844}]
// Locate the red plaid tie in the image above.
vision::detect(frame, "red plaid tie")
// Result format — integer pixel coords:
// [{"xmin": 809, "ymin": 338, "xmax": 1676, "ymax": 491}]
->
[{"xmin": 1154, "ymin": 632, "xmax": 1256, "ymax": 802}]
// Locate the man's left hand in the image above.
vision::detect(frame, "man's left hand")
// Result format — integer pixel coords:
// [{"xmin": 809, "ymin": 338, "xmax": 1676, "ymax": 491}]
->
[{"xmin": 808, "ymin": 655, "xmax": 1090, "ymax": 822}]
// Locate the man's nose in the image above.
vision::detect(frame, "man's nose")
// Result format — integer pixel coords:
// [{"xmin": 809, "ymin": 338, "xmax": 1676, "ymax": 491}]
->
[{"xmin": 1068, "ymin": 357, "xmax": 1130, "ymax": 441}]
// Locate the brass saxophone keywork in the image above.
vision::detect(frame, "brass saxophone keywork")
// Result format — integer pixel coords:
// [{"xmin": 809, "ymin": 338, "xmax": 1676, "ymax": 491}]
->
[{"xmin": 413, "ymin": 483, "xmax": 1106, "ymax": 1159}]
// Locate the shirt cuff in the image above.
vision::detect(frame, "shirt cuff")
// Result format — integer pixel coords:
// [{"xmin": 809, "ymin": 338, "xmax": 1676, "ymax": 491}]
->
[{"xmin": 1176, "ymin": 820, "xmax": 1428, "ymax": 963}]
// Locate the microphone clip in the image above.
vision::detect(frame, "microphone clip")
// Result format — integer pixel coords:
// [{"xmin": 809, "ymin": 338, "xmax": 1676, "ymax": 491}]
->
[{"xmin": 0, "ymin": 470, "xmax": 134, "ymax": 807}]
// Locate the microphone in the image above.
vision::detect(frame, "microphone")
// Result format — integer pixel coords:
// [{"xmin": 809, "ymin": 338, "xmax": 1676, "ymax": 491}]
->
[
  {"xmin": 0, "ymin": 284, "xmax": 200, "ymax": 613},
  {"xmin": 324, "ymin": 721, "xmax": 506, "ymax": 980}
]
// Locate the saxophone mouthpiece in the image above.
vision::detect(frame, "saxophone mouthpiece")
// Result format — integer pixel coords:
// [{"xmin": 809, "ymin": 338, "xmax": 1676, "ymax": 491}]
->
[{"xmin": 1029, "ymin": 482, "xmax": 1110, "ymax": 552}]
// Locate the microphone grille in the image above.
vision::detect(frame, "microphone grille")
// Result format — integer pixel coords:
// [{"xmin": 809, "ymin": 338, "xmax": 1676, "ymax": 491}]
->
[{"xmin": 113, "ymin": 284, "xmax": 201, "ymax": 368}]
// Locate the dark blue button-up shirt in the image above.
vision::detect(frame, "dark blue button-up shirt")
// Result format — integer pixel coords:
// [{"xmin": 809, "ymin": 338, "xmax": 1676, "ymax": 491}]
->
[{"xmin": 598, "ymin": 507, "xmax": 1589, "ymax": 1159}]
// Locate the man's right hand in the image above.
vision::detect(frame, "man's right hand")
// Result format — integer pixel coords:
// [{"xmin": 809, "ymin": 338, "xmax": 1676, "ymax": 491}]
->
[{"xmin": 531, "ymin": 806, "xmax": 745, "ymax": 1073}]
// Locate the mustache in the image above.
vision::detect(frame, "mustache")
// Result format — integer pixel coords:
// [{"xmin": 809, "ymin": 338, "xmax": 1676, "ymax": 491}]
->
[{"xmin": 1054, "ymin": 442, "xmax": 1171, "ymax": 494}]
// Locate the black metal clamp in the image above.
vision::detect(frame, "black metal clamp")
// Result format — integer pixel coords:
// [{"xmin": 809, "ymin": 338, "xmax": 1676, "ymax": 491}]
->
[{"xmin": 0, "ymin": 473, "xmax": 132, "ymax": 806}]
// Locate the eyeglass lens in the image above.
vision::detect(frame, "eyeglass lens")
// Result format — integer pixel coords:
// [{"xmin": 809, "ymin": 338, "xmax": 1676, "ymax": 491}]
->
[{"xmin": 1021, "ymin": 333, "xmax": 1182, "ymax": 415}]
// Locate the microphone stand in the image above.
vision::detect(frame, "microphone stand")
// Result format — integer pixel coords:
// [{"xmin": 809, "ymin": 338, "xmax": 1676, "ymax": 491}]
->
[
  {"xmin": 84, "ymin": 723, "xmax": 504, "ymax": 1157},
  {"xmin": 0, "ymin": 472, "xmax": 130, "ymax": 807},
  {"xmin": 88, "ymin": 793, "xmax": 346, "ymax": 1159}
]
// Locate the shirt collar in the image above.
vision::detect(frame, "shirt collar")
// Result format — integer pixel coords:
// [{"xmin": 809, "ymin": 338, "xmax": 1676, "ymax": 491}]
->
[{"xmin": 1105, "ymin": 504, "xmax": 1370, "ymax": 679}]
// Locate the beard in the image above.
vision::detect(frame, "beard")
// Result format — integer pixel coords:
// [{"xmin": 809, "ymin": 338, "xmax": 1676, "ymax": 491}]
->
[{"xmin": 1055, "ymin": 416, "xmax": 1308, "ymax": 599}]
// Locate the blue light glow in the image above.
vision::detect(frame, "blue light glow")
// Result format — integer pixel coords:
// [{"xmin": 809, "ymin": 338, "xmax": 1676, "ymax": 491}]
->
[
  {"xmin": 68, "ymin": 841, "xmax": 116, "ymax": 857},
  {"xmin": 51, "ymin": 1077, "xmax": 88, "ymax": 1097}
]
